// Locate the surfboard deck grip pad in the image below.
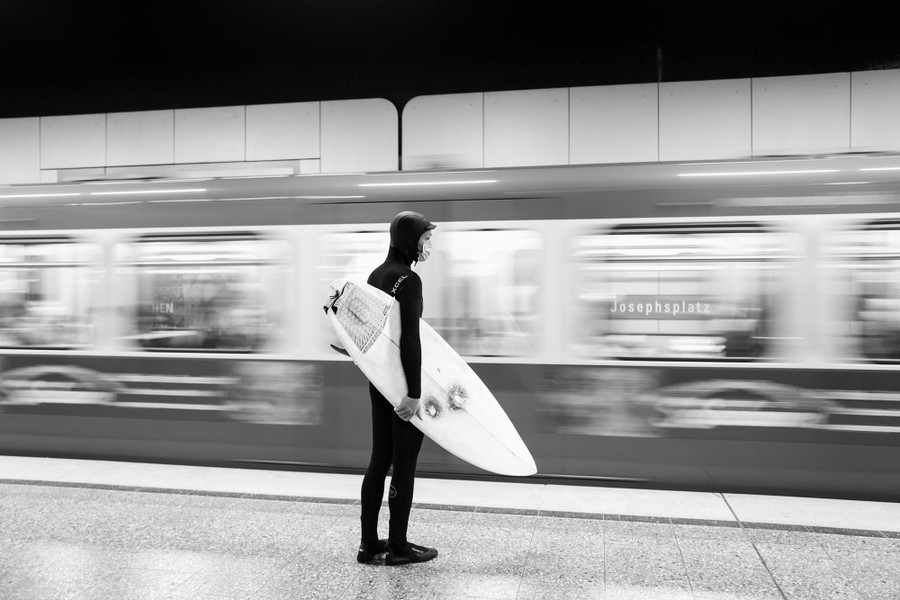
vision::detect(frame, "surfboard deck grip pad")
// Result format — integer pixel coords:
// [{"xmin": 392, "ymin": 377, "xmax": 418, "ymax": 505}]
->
[{"xmin": 333, "ymin": 282, "xmax": 391, "ymax": 354}]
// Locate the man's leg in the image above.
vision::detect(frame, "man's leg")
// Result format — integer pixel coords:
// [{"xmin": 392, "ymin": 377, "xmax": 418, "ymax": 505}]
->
[
  {"xmin": 387, "ymin": 414, "xmax": 424, "ymax": 546},
  {"xmin": 359, "ymin": 384, "xmax": 393, "ymax": 561},
  {"xmin": 385, "ymin": 413, "xmax": 436, "ymax": 565}
]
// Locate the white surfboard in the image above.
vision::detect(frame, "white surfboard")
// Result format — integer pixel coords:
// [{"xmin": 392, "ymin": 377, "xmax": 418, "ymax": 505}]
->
[{"xmin": 325, "ymin": 278, "xmax": 537, "ymax": 477}]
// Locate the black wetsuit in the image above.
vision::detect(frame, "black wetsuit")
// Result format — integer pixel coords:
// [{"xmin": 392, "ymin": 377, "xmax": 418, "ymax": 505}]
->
[{"xmin": 360, "ymin": 213, "xmax": 433, "ymax": 550}]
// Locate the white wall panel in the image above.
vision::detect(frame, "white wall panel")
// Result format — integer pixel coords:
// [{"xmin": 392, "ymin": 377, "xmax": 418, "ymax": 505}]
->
[
  {"xmin": 41, "ymin": 114, "xmax": 106, "ymax": 169},
  {"xmin": 107, "ymin": 110, "xmax": 174, "ymax": 166},
  {"xmin": 660, "ymin": 79, "xmax": 752, "ymax": 161},
  {"xmin": 752, "ymin": 73, "xmax": 851, "ymax": 155},
  {"xmin": 402, "ymin": 93, "xmax": 483, "ymax": 170},
  {"xmin": 299, "ymin": 159, "xmax": 321, "ymax": 174},
  {"xmin": 321, "ymin": 99, "xmax": 398, "ymax": 173},
  {"xmin": 851, "ymin": 69, "xmax": 900, "ymax": 151},
  {"xmin": 0, "ymin": 118, "xmax": 40, "ymax": 184},
  {"xmin": 570, "ymin": 84, "xmax": 658, "ymax": 164},
  {"xmin": 246, "ymin": 102, "xmax": 319, "ymax": 161},
  {"xmin": 174, "ymin": 106, "xmax": 245, "ymax": 163},
  {"xmin": 484, "ymin": 88, "xmax": 568, "ymax": 168}
]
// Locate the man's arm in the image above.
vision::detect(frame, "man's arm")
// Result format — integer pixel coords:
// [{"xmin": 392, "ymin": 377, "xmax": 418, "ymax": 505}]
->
[{"xmin": 395, "ymin": 275, "xmax": 423, "ymax": 419}]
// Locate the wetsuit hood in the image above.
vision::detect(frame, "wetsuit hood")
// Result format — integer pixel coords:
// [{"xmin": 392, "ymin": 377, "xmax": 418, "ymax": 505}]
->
[{"xmin": 389, "ymin": 211, "xmax": 436, "ymax": 265}]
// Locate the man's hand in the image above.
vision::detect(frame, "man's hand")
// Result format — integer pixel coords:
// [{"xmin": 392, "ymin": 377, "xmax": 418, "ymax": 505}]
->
[{"xmin": 395, "ymin": 395, "xmax": 421, "ymax": 421}]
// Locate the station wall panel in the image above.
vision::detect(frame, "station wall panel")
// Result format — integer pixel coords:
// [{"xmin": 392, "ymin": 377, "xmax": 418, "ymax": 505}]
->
[
  {"xmin": 174, "ymin": 106, "xmax": 246, "ymax": 164},
  {"xmin": 484, "ymin": 88, "xmax": 569, "ymax": 168},
  {"xmin": 8, "ymin": 72, "xmax": 900, "ymax": 184},
  {"xmin": 40, "ymin": 114, "xmax": 106, "ymax": 169},
  {"xmin": 402, "ymin": 93, "xmax": 483, "ymax": 170},
  {"xmin": 752, "ymin": 73, "xmax": 851, "ymax": 156},
  {"xmin": 106, "ymin": 110, "xmax": 174, "ymax": 166},
  {"xmin": 0, "ymin": 118, "xmax": 40, "ymax": 184},
  {"xmin": 299, "ymin": 159, "xmax": 321, "ymax": 174},
  {"xmin": 850, "ymin": 69, "xmax": 900, "ymax": 151},
  {"xmin": 320, "ymin": 99, "xmax": 398, "ymax": 173},
  {"xmin": 660, "ymin": 79, "xmax": 752, "ymax": 161},
  {"xmin": 246, "ymin": 102, "xmax": 319, "ymax": 162},
  {"xmin": 570, "ymin": 83, "xmax": 658, "ymax": 164}
]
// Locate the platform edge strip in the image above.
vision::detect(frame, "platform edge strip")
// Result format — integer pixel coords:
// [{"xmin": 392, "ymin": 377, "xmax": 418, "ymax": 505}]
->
[{"xmin": 2, "ymin": 478, "xmax": 897, "ymax": 539}]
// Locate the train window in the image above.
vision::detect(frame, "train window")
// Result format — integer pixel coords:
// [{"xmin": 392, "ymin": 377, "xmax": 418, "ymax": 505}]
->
[
  {"xmin": 318, "ymin": 228, "xmax": 541, "ymax": 357},
  {"xmin": 317, "ymin": 230, "xmax": 390, "ymax": 344},
  {"xmin": 117, "ymin": 233, "xmax": 291, "ymax": 352},
  {"xmin": 318, "ymin": 230, "xmax": 390, "ymax": 282},
  {"xmin": 828, "ymin": 223, "xmax": 900, "ymax": 362},
  {"xmin": 0, "ymin": 239, "xmax": 96, "ymax": 348},
  {"xmin": 438, "ymin": 229, "xmax": 541, "ymax": 356},
  {"xmin": 571, "ymin": 224, "xmax": 789, "ymax": 360}
]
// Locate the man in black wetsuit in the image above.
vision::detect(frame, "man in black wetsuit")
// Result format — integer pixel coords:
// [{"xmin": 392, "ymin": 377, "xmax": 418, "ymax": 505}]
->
[{"xmin": 357, "ymin": 211, "xmax": 439, "ymax": 566}]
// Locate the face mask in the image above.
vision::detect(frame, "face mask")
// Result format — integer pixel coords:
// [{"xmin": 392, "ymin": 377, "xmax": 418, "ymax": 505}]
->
[{"xmin": 417, "ymin": 236, "xmax": 432, "ymax": 262}]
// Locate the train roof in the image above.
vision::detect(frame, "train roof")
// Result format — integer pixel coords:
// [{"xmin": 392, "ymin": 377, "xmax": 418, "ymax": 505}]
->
[{"xmin": 3, "ymin": 153, "xmax": 900, "ymax": 209}]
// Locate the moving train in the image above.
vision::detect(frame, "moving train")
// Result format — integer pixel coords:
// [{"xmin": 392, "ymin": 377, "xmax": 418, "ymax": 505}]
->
[{"xmin": 1, "ymin": 154, "xmax": 899, "ymax": 501}]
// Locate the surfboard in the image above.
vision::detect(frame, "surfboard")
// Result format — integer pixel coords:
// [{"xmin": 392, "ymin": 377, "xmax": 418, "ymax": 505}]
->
[{"xmin": 324, "ymin": 278, "xmax": 537, "ymax": 477}]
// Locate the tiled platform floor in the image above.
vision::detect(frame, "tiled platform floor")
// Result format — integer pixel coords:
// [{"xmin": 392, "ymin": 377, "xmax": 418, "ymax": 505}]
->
[{"xmin": 1, "ymin": 457, "xmax": 899, "ymax": 599}]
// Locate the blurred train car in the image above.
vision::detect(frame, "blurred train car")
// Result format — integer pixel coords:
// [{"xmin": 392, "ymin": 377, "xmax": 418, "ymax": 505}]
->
[{"xmin": 1, "ymin": 155, "xmax": 899, "ymax": 500}]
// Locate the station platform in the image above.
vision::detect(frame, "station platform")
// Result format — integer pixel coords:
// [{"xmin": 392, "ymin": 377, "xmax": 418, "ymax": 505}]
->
[{"xmin": 1, "ymin": 456, "xmax": 898, "ymax": 600}]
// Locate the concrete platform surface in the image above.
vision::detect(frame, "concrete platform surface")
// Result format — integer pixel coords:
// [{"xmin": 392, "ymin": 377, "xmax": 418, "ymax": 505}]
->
[{"xmin": 1, "ymin": 456, "xmax": 899, "ymax": 599}]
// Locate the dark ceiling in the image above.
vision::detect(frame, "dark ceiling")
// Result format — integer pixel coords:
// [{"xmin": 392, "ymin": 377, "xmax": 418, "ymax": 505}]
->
[{"xmin": 4, "ymin": 0, "xmax": 899, "ymax": 119}]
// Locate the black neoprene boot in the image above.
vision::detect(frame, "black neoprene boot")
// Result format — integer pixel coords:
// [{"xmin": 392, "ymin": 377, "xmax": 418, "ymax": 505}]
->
[
  {"xmin": 357, "ymin": 539, "xmax": 389, "ymax": 563},
  {"xmin": 385, "ymin": 541, "xmax": 438, "ymax": 566}
]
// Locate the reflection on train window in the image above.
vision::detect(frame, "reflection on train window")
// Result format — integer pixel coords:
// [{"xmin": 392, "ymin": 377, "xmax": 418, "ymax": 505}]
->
[
  {"xmin": 318, "ymin": 231, "xmax": 389, "ymax": 283},
  {"xmin": 317, "ymin": 230, "xmax": 389, "ymax": 344},
  {"xmin": 571, "ymin": 225, "xmax": 789, "ymax": 360},
  {"xmin": 318, "ymin": 229, "xmax": 541, "ymax": 357},
  {"xmin": 438, "ymin": 230, "xmax": 541, "ymax": 356},
  {"xmin": 0, "ymin": 239, "xmax": 95, "ymax": 348},
  {"xmin": 829, "ymin": 223, "xmax": 900, "ymax": 361},
  {"xmin": 119, "ymin": 234, "xmax": 291, "ymax": 352}
]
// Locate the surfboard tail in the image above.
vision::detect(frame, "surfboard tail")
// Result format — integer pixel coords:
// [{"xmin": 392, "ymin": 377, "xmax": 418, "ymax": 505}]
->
[
  {"xmin": 327, "ymin": 279, "xmax": 392, "ymax": 356},
  {"xmin": 323, "ymin": 278, "xmax": 349, "ymax": 315}
]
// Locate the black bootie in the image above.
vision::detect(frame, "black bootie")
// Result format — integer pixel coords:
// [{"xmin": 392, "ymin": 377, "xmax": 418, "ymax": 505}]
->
[
  {"xmin": 357, "ymin": 539, "xmax": 389, "ymax": 563},
  {"xmin": 385, "ymin": 542, "xmax": 438, "ymax": 566}
]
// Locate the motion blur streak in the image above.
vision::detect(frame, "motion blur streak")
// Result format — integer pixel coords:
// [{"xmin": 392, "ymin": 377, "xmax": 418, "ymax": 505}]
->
[{"xmin": 0, "ymin": 154, "xmax": 899, "ymax": 501}]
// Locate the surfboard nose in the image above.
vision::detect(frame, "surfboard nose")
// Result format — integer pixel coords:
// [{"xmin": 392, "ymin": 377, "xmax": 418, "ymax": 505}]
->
[
  {"xmin": 477, "ymin": 446, "xmax": 537, "ymax": 477},
  {"xmin": 491, "ymin": 461, "xmax": 537, "ymax": 477},
  {"xmin": 507, "ymin": 454, "xmax": 538, "ymax": 477}
]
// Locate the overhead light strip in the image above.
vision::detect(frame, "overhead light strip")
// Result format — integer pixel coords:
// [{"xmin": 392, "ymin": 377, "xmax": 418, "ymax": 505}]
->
[
  {"xmin": 88, "ymin": 188, "xmax": 207, "ymax": 196},
  {"xmin": 678, "ymin": 170, "xmax": 840, "ymax": 177},
  {"xmin": 0, "ymin": 192, "xmax": 82, "ymax": 199},
  {"xmin": 358, "ymin": 180, "xmax": 498, "ymax": 187}
]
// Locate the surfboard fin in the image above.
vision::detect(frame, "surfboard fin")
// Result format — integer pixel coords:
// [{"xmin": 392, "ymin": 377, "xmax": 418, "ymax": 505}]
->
[
  {"xmin": 330, "ymin": 344, "xmax": 351, "ymax": 357},
  {"xmin": 324, "ymin": 287, "xmax": 342, "ymax": 314}
]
